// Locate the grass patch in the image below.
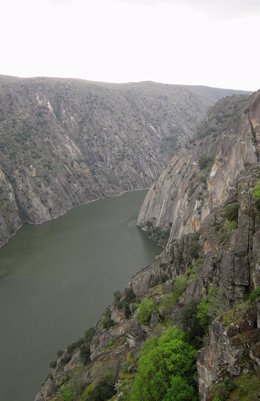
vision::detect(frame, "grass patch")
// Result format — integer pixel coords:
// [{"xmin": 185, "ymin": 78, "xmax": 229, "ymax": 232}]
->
[
  {"xmin": 221, "ymin": 301, "xmax": 249, "ymax": 327},
  {"xmin": 227, "ymin": 372, "xmax": 260, "ymax": 401}
]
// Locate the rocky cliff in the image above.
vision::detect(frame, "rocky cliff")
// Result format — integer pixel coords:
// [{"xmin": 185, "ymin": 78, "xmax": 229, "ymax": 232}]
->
[
  {"xmin": 0, "ymin": 75, "xmax": 245, "ymax": 247},
  {"xmin": 137, "ymin": 92, "xmax": 260, "ymax": 242},
  {"xmin": 35, "ymin": 91, "xmax": 260, "ymax": 401}
]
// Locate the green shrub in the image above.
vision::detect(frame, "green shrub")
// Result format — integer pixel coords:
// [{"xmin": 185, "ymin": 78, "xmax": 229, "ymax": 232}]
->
[
  {"xmin": 113, "ymin": 291, "xmax": 122, "ymax": 308},
  {"xmin": 147, "ymin": 225, "xmax": 171, "ymax": 248},
  {"xmin": 248, "ymin": 286, "xmax": 260, "ymax": 302},
  {"xmin": 130, "ymin": 327, "xmax": 197, "ymax": 401},
  {"xmin": 224, "ymin": 219, "xmax": 238, "ymax": 232},
  {"xmin": 67, "ymin": 338, "xmax": 84, "ymax": 354},
  {"xmin": 192, "ymin": 257, "xmax": 204, "ymax": 273},
  {"xmin": 198, "ymin": 156, "xmax": 213, "ymax": 170},
  {"xmin": 61, "ymin": 385, "xmax": 74, "ymax": 401},
  {"xmin": 212, "ymin": 377, "xmax": 236, "ymax": 401},
  {"xmin": 253, "ymin": 179, "xmax": 260, "ymax": 200},
  {"xmin": 102, "ymin": 309, "xmax": 115, "ymax": 329},
  {"xmin": 182, "ymin": 288, "xmax": 229, "ymax": 347},
  {"xmin": 79, "ymin": 327, "xmax": 95, "ymax": 365},
  {"xmin": 163, "ymin": 376, "xmax": 198, "ymax": 401},
  {"xmin": 115, "ymin": 287, "xmax": 136, "ymax": 318},
  {"xmin": 201, "ymin": 287, "xmax": 230, "ymax": 327},
  {"xmin": 196, "ymin": 299, "xmax": 210, "ymax": 330},
  {"xmin": 151, "ymin": 273, "xmax": 169, "ymax": 287},
  {"xmin": 253, "ymin": 180, "xmax": 260, "ymax": 210},
  {"xmin": 135, "ymin": 297, "xmax": 157, "ymax": 324},
  {"xmin": 224, "ymin": 201, "xmax": 239, "ymax": 222},
  {"xmin": 230, "ymin": 373, "xmax": 260, "ymax": 401},
  {"xmin": 186, "ymin": 234, "xmax": 200, "ymax": 259},
  {"xmin": 172, "ymin": 274, "xmax": 188, "ymax": 302},
  {"xmin": 84, "ymin": 374, "xmax": 116, "ymax": 401},
  {"xmin": 159, "ymin": 293, "xmax": 176, "ymax": 317}
]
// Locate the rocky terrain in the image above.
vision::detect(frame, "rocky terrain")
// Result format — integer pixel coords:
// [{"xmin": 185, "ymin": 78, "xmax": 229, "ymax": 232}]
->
[
  {"xmin": 137, "ymin": 91, "xmax": 260, "ymax": 241},
  {"xmin": 34, "ymin": 91, "xmax": 260, "ymax": 401},
  {"xmin": 0, "ymin": 75, "xmax": 244, "ymax": 247}
]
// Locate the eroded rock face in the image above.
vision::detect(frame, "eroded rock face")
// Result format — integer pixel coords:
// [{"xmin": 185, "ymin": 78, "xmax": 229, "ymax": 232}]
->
[
  {"xmin": 137, "ymin": 92, "xmax": 260, "ymax": 242},
  {"xmin": 0, "ymin": 76, "xmax": 239, "ymax": 247},
  {"xmin": 197, "ymin": 300, "xmax": 260, "ymax": 401}
]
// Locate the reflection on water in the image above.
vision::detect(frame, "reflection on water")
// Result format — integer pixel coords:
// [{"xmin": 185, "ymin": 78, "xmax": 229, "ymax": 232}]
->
[{"xmin": 0, "ymin": 191, "xmax": 160, "ymax": 401}]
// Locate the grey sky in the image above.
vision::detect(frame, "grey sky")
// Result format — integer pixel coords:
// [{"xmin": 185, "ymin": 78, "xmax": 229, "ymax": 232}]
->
[
  {"xmin": 0, "ymin": 0, "xmax": 259, "ymax": 90},
  {"xmin": 116, "ymin": 0, "xmax": 260, "ymax": 18}
]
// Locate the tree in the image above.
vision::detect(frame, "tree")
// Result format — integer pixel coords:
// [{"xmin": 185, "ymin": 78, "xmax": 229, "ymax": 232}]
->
[
  {"xmin": 130, "ymin": 327, "xmax": 197, "ymax": 401},
  {"xmin": 163, "ymin": 376, "xmax": 198, "ymax": 401}
]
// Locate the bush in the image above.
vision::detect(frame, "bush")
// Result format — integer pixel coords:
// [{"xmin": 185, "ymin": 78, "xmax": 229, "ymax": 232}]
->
[
  {"xmin": 172, "ymin": 274, "xmax": 188, "ymax": 302},
  {"xmin": 80, "ymin": 327, "xmax": 95, "ymax": 364},
  {"xmin": 224, "ymin": 219, "xmax": 238, "ymax": 232},
  {"xmin": 186, "ymin": 234, "xmax": 200, "ymax": 259},
  {"xmin": 196, "ymin": 288, "xmax": 229, "ymax": 328},
  {"xmin": 84, "ymin": 374, "xmax": 116, "ymax": 401},
  {"xmin": 163, "ymin": 376, "xmax": 198, "ymax": 401},
  {"xmin": 198, "ymin": 156, "xmax": 213, "ymax": 170},
  {"xmin": 135, "ymin": 297, "xmax": 157, "ymax": 324},
  {"xmin": 113, "ymin": 291, "xmax": 122, "ymax": 308},
  {"xmin": 159, "ymin": 293, "xmax": 176, "ymax": 317},
  {"xmin": 253, "ymin": 180, "xmax": 260, "ymax": 210},
  {"xmin": 196, "ymin": 299, "xmax": 210, "ymax": 329},
  {"xmin": 102, "ymin": 309, "xmax": 115, "ymax": 329},
  {"xmin": 67, "ymin": 338, "xmax": 84, "ymax": 354},
  {"xmin": 130, "ymin": 327, "xmax": 197, "ymax": 401},
  {"xmin": 248, "ymin": 286, "xmax": 260, "ymax": 302},
  {"xmin": 115, "ymin": 287, "xmax": 136, "ymax": 318},
  {"xmin": 147, "ymin": 225, "xmax": 171, "ymax": 248},
  {"xmin": 253, "ymin": 179, "xmax": 260, "ymax": 200},
  {"xmin": 212, "ymin": 377, "xmax": 236, "ymax": 401},
  {"xmin": 224, "ymin": 201, "xmax": 239, "ymax": 222},
  {"xmin": 61, "ymin": 385, "xmax": 74, "ymax": 401}
]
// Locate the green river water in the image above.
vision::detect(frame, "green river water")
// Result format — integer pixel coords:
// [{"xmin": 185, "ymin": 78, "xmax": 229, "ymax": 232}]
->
[{"xmin": 0, "ymin": 190, "xmax": 160, "ymax": 401}]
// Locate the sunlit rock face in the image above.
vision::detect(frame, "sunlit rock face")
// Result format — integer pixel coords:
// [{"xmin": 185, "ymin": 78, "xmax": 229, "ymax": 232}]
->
[{"xmin": 138, "ymin": 91, "xmax": 260, "ymax": 243}]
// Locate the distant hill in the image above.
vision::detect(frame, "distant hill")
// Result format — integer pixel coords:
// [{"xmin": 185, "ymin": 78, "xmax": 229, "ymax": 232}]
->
[{"xmin": 0, "ymin": 75, "xmax": 248, "ymax": 246}]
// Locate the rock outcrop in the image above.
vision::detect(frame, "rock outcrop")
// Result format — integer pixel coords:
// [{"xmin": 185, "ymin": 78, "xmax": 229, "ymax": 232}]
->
[
  {"xmin": 0, "ymin": 76, "xmax": 246, "ymax": 247},
  {"xmin": 137, "ymin": 92, "xmax": 260, "ymax": 242},
  {"xmin": 197, "ymin": 300, "xmax": 260, "ymax": 401}
]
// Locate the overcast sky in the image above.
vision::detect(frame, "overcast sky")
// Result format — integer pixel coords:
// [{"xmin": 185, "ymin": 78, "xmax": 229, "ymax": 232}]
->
[{"xmin": 0, "ymin": 0, "xmax": 259, "ymax": 90}]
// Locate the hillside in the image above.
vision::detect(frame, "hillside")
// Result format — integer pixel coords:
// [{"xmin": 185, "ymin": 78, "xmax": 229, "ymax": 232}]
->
[
  {"xmin": 137, "ymin": 91, "xmax": 260, "ymax": 241},
  {"xmin": 0, "ymin": 76, "xmax": 244, "ymax": 247},
  {"xmin": 34, "ymin": 91, "xmax": 260, "ymax": 401}
]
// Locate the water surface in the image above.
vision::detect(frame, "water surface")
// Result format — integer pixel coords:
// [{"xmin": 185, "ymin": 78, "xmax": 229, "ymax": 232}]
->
[{"xmin": 0, "ymin": 191, "xmax": 160, "ymax": 401}]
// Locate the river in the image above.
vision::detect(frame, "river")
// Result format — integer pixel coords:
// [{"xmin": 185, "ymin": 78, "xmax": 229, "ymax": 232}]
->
[{"xmin": 0, "ymin": 190, "xmax": 160, "ymax": 401}]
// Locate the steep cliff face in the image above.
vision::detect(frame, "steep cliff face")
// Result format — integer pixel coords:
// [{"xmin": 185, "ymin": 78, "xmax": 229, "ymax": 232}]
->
[
  {"xmin": 0, "ymin": 76, "xmax": 246, "ymax": 247},
  {"xmin": 34, "ymin": 170, "xmax": 260, "ymax": 400},
  {"xmin": 197, "ymin": 300, "xmax": 260, "ymax": 401},
  {"xmin": 35, "ymin": 91, "xmax": 260, "ymax": 401},
  {"xmin": 137, "ymin": 92, "xmax": 260, "ymax": 242}
]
